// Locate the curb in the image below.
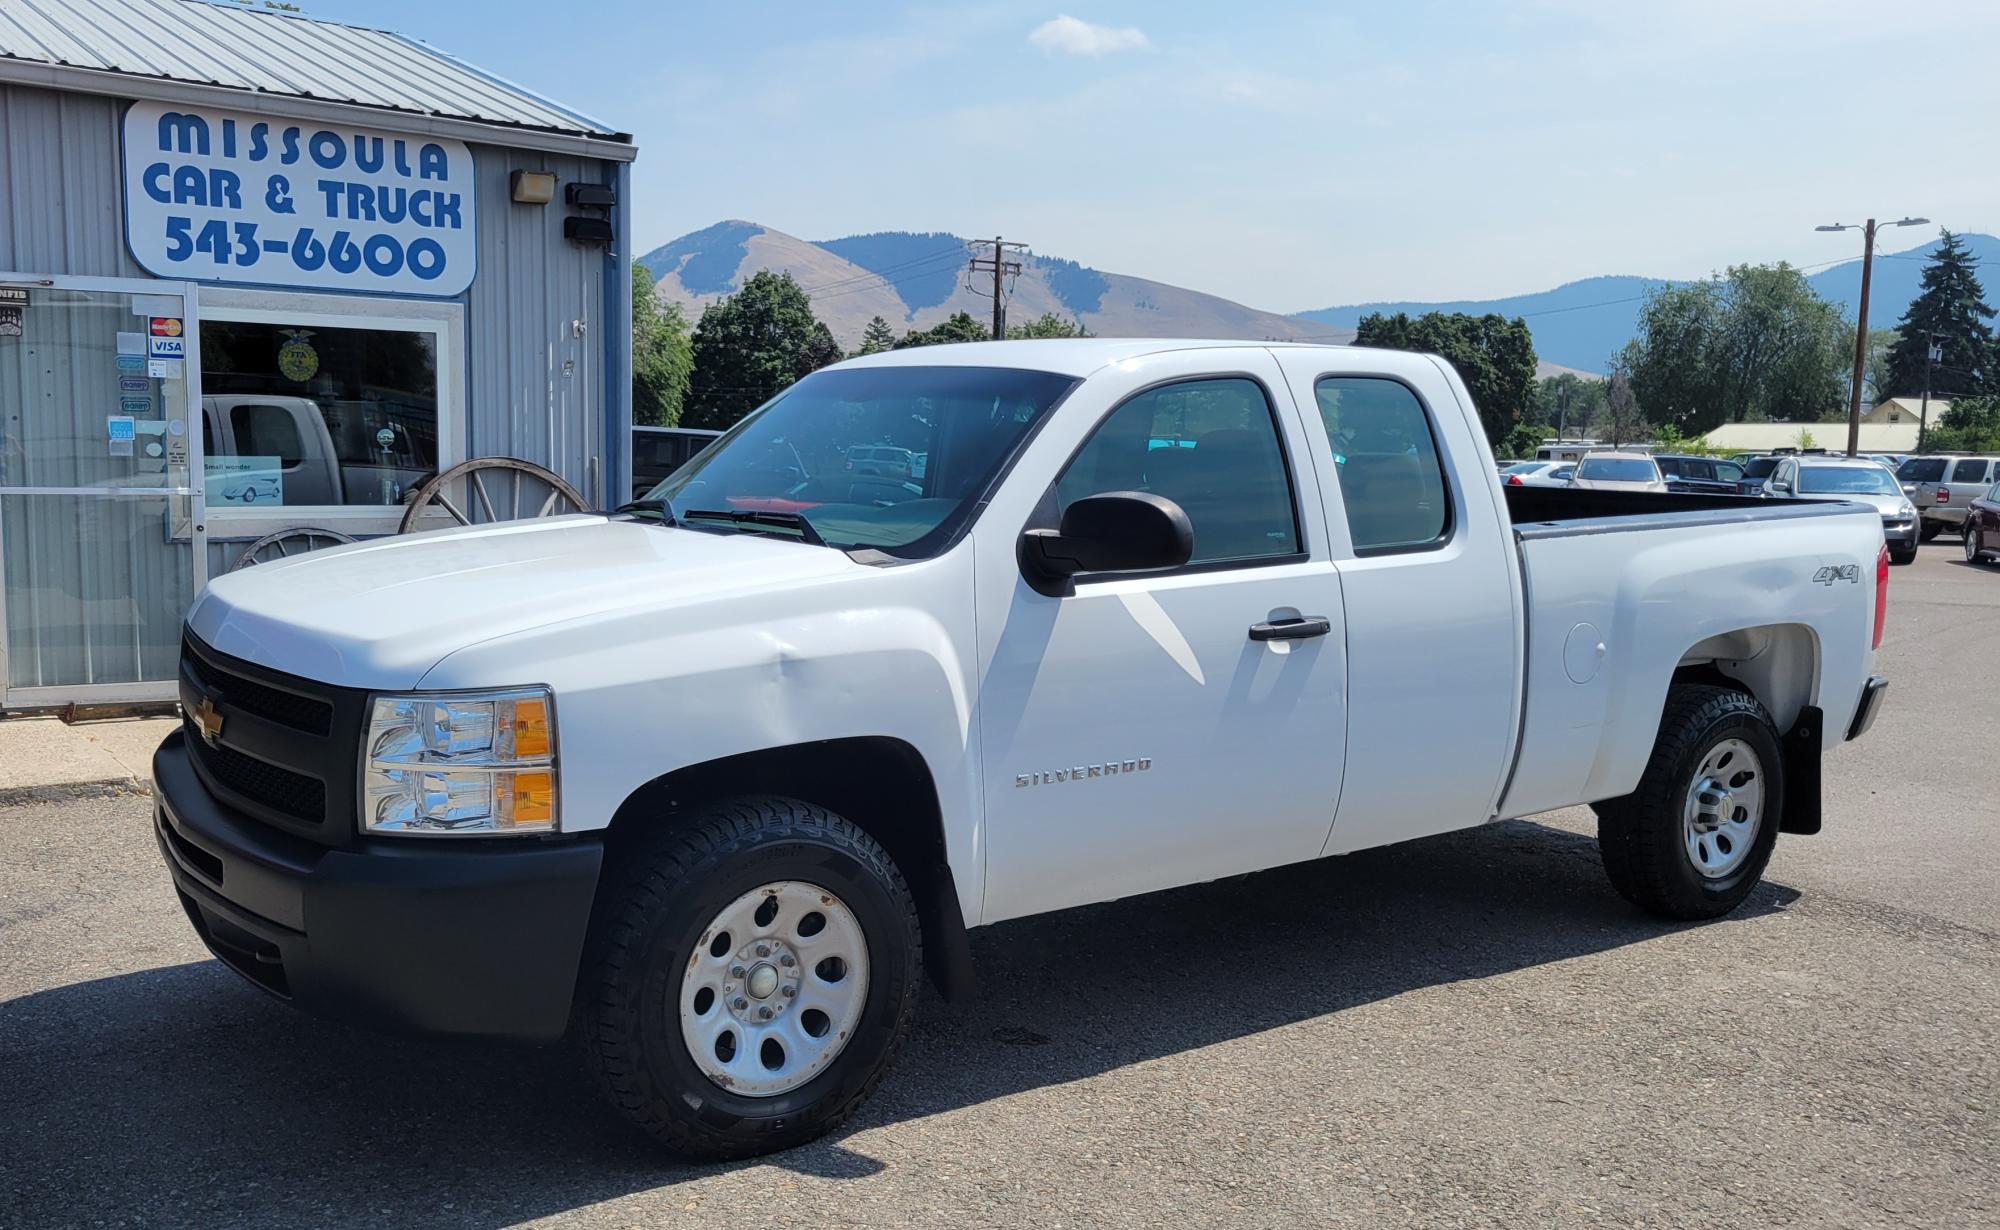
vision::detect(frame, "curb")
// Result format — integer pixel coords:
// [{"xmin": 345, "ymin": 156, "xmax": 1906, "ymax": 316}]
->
[{"xmin": 0, "ymin": 777, "xmax": 152, "ymax": 808}]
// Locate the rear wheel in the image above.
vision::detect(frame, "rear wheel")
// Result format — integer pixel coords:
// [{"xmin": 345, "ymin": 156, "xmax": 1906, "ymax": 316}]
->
[
  {"xmin": 577, "ymin": 797, "xmax": 921, "ymax": 1159},
  {"xmin": 1967, "ymin": 525, "xmax": 1987, "ymax": 564},
  {"xmin": 1596, "ymin": 685, "xmax": 1783, "ymax": 920}
]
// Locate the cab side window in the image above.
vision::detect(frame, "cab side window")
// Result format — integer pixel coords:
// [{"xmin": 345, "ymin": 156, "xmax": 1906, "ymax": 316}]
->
[
  {"xmin": 1315, "ymin": 377, "xmax": 1450, "ymax": 553},
  {"xmin": 1054, "ymin": 377, "xmax": 1299, "ymax": 565},
  {"xmin": 1950, "ymin": 458, "xmax": 1989, "ymax": 484}
]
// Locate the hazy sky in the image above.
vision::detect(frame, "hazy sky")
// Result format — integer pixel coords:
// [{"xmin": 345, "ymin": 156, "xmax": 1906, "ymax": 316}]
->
[{"xmin": 314, "ymin": 0, "xmax": 2000, "ymax": 311}]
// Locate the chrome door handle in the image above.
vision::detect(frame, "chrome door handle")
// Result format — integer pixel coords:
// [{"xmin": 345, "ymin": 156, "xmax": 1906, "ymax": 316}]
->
[{"xmin": 1248, "ymin": 616, "xmax": 1331, "ymax": 641}]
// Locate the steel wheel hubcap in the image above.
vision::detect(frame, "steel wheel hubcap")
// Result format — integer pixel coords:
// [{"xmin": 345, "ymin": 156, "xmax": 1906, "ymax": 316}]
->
[
  {"xmin": 1682, "ymin": 737, "xmax": 1764, "ymax": 879},
  {"xmin": 679, "ymin": 881, "xmax": 870, "ymax": 1097}
]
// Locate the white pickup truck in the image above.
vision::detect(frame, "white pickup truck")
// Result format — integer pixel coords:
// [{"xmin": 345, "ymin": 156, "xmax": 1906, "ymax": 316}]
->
[{"xmin": 155, "ymin": 341, "xmax": 1890, "ymax": 1159}]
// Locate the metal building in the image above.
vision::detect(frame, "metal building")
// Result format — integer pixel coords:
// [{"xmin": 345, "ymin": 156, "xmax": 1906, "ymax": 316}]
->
[{"xmin": 0, "ymin": 0, "xmax": 635, "ymax": 710}]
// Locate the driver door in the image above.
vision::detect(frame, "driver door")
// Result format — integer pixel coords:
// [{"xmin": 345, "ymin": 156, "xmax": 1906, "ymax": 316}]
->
[{"xmin": 970, "ymin": 349, "xmax": 1348, "ymax": 924}]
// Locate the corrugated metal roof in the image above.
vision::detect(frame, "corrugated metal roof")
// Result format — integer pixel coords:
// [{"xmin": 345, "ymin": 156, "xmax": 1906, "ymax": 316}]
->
[{"xmin": 0, "ymin": 0, "xmax": 627, "ymax": 143}]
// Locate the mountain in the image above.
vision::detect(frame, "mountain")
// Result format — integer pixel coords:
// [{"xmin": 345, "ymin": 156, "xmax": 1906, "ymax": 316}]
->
[
  {"xmin": 638, "ymin": 222, "xmax": 1344, "ymax": 351},
  {"xmin": 1294, "ymin": 233, "xmax": 2000, "ymax": 373}
]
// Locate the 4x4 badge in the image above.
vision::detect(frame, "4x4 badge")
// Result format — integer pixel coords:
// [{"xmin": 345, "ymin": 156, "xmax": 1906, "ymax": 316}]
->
[{"xmin": 1811, "ymin": 564, "xmax": 1861, "ymax": 586}]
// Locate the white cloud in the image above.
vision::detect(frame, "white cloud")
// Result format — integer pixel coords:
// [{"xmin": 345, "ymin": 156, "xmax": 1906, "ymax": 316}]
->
[{"xmin": 1029, "ymin": 15, "xmax": 1151, "ymax": 57}]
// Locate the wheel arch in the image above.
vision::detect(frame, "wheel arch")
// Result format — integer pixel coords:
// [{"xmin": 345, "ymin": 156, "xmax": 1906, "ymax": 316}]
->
[
  {"xmin": 601, "ymin": 737, "xmax": 976, "ymax": 1002},
  {"xmin": 1674, "ymin": 622, "xmax": 1820, "ymax": 734}
]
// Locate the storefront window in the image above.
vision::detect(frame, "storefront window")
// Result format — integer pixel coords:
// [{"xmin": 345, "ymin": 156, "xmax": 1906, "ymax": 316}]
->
[{"xmin": 199, "ymin": 319, "xmax": 439, "ymax": 508}]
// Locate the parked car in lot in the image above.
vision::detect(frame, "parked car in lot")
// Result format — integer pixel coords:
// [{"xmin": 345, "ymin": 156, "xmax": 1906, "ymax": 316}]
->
[
  {"xmin": 632, "ymin": 426, "xmax": 723, "ymax": 491},
  {"xmin": 1569, "ymin": 451, "xmax": 1668, "ymax": 492},
  {"xmin": 1654, "ymin": 453, "xmax": 1748, "ymax": 496},
  {"xmin": 1762, "ymin": 455, "xmax": 1919, "ymax": 564},
  {"xmin": 1736, "ymin": 455, "xmax": 1782, "ymax": 495},
  {"xmin": 1896, "ymin": 454, "xmax": 2000, "ymax": 541},
  {"xmin": 1965, "ymin": 480, "xmax": 2000, "ymax": 566},
  {"xmin": 156, "ymin": 341, "xmax": 1889, "ymax": 1159},
  {"xmin": 1499, "ymin": 459, "xmax": 1575, "ymax": 487}
]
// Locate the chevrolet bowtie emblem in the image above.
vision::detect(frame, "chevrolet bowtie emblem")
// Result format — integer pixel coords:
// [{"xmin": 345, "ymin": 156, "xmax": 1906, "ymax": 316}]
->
[{"xmin": 192, "ymin": 696, "xmax": 225, "ymax": 745}]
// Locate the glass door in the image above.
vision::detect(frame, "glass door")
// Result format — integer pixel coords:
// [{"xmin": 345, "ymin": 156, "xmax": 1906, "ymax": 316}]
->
[{"xmin": 0, "ymin": 275, "xmax": 205, "ymax": 708}]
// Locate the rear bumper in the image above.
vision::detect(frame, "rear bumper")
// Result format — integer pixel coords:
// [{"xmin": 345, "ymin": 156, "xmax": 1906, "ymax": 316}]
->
[
  {"xmin": 1846, "ymin": 676, "xmax": 1889, "ymax": 742},
  {"xmin": 154, "ymin": 729, "xmax": 602, "ymax": 1041}
]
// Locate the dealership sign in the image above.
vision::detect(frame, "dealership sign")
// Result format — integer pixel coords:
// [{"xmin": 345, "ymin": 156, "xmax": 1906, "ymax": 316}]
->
[{"xmin": 122, "ymin": 101, "xmax": 475, "ymax": 296}]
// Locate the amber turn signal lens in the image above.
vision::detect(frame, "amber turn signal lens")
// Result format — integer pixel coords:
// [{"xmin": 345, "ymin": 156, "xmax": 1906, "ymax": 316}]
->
[
  {"xmin": 504, "ymin": 698, "xmax": 551, "ymax": 759},
  {"xmin": 498, "ymin": 771, "xmax": 555, "ymax": 827}
]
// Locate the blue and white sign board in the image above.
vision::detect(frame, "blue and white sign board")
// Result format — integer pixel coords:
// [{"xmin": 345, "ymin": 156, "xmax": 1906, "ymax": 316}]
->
[
  {"xmin": 122, "ymin": 100, "xmax": 476, "ymax": 296},
  {"xmin": 204, "ymin": 456, "xmax": 285, "ymax": 507}
]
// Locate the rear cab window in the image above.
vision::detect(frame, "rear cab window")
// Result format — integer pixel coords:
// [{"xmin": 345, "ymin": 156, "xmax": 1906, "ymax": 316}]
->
[{"xmin": 1314, "ymin": 377, "xmax": 1450, "ymax": 553}]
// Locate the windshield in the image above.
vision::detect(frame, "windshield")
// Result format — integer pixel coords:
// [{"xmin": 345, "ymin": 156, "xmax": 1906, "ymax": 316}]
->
[
  {"xmin": 1800, "ymin": 466, "xmax": 1900, "ymax": 496},
  {"xmin": 1743, "ymin": 457, "xmax": 1780, "ymax": 479},
  {"xmin": 1577, "ymin": 457, "xmax": 1659, "ymax": 481},
  {"xmin": 1897, "ymin": 457, "xmax": 1947, "ymax": 483},
  {"xmin": 644, "ymin": 365, "xmax": 1076, "ymax": 556}
]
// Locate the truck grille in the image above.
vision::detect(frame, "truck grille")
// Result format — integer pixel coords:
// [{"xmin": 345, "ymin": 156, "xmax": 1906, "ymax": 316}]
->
[
  {"xmin": 184, "ymin": 725, "xmax": 328, "ymax": 824},
  {"xmin": 179, "ymin": 633, "xmax": 369, "ymax": 845}
]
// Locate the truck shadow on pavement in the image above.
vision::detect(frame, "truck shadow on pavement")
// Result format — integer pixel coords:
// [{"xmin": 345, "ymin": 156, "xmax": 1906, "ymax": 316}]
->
[{"xmin": 2, "ymin": 819, "xmax": 1799, "ymax": 1227}]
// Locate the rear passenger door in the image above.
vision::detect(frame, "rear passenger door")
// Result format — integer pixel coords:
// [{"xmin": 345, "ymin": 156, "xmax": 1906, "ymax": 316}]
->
[{"xmin": 1271, "ymin": 354, "xmax": 1520, "ymax": 853}]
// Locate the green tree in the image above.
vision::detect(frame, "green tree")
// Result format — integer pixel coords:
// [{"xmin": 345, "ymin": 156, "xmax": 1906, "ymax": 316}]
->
[
  {"xmin": 1924, "ymin": 395, "xmax": 2000, "ymax": 452},
  {"xmin": 1533, "ymin": 372, "xmax": 1608, "ymax": 436},
  {"xmin": 857, "ymin": 316, "xmax": 897, "ymax": 355},
  {"xmin": 1352, "ymin": 311, "xmax": 1537, "ymax": 446},
  {"xmin": 1600, "ymin": 349, "xmax": 1649, "ymax": 446},
  {"xmin": 1860, "ymin": 327, "xmax": 1899, "ymax": 405},
  {"xmin": 1884, "ymin": 231, "xmax": 1995, "ymax": 398},
  {"xmin": 893, "ymin": 311, "xmax": 990, "ymax": 349},
  {"xmin": 1500, "ymin": 424, "xmax": 1545, "ymax": 460},
  {"xmin": 682, "ymin": 272, "xmax": 834, "ymax": 430},
  {"xmin": 1006, "ymin": 312, "xmax": 1092, "ymax": 340},
  {"xmin": 631, "ymin": 264, "xmax": 692, "ymax": 427},
  {"xmin": 1624, "ymin": 263, "xmax": 1847, "ymax": 433}
]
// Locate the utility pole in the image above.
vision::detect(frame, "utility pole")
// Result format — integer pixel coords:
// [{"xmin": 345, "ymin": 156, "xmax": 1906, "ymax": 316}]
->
[
  {"xmin": 968, "ymin": 236, "xmax": 1026, "ymax": 340},
  {"xmin": 1918, "ymin": 331, "xmax": 1940, "ymax": 452},
  {"xmin": 1817, "ymin": 215, "xmax": 1927, "ymax": 457}
]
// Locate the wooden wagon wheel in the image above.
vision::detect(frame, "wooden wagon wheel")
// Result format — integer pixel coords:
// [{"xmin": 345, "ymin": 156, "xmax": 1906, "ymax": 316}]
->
[
  {"xmin": 229, "ymin": 527, "xmax": 358, "ymax": 572},
  {"xmin": 396, "ymin": 456, "xmax": 591, "ymax": 535}
]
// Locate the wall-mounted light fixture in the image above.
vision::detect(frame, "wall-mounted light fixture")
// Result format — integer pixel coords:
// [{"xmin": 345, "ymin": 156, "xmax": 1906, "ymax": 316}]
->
[{"xmin": 510, "ymin": 170, "xmax": 557, "ymax": 205}]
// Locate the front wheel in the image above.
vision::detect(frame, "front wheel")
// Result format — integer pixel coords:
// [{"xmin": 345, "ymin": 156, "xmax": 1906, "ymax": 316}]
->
[
  {"xmin": 1595, "ymin": 685, "xmax": 1784, "ymax": 920},
  {"xmin": 577, "ymin": 797, "xmax": 921, "ymax": 1159},
  {"xmin": 1920, "ymin": 519, "xmax": 1943, "ymax": 542},
  {"xmin": 1890, "ymin": 541, "xmax": 1918, "ymax": 565},
  {"xmin": 1967, "ymin": 526, "xmax": 1986, "ymax": 564}
]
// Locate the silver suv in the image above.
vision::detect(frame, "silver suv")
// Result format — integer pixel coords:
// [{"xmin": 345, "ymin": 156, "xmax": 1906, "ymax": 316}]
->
[{"xmin": 1897, "ymin": 454, "xmax": 2000, "ymax": 540}]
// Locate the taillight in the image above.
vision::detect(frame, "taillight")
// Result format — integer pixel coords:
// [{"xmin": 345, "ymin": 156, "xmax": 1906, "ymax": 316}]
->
[
  {"xmin": 1872, "ymin": 544, "xmax": 1889, "ymax": 650},
  {"xmin": 1936, "ymin": 487, "xmax": 1949, "ymax": 503},
  {"xmin": 1506, "ymin": 474, "xmax": 1523, "ymax": 486}
]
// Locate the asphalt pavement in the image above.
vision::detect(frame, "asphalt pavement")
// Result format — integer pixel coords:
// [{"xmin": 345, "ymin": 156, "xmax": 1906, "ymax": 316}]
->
[{"xmin": 1, "ymin": 542, "xmax": 1994, "ymax": 1229}]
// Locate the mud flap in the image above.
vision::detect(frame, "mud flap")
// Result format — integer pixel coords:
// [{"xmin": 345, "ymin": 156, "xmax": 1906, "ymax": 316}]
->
[{"xmin": 1779, "ymin": 705, "xmax": 1823, "ymax": 836}]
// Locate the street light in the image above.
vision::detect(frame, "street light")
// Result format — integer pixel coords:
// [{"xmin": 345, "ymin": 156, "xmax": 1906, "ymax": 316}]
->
[{"xmin": 1819, "ymin": 216, "xmax": 1930, "ymax": 456}]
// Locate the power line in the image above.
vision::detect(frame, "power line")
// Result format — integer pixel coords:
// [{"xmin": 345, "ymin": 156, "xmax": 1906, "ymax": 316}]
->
[{"xmin": 797, "ymin": 245, "xmax": 974, "ymax": 295}]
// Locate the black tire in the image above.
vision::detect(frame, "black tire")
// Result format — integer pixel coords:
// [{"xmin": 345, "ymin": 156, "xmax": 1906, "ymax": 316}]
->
[
  {"xmin": 1595, "ymin": 685, "xmax": 1784, "ymax": 921},
  {"xmin": 1890, "ymin": 541, "xmax": 1918, "ymax": 566},
  {"xmin": 576, "ymin": 796, "xmax": 921, "ymax": 1159},
  {"xmin": 1919, "ymin": 519, "xmax": 1943, "ymax": 542}
]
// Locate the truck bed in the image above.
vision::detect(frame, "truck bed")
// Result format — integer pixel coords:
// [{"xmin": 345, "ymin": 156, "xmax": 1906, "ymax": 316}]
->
[{"xmin": 1496, "ymin": 483, "xmax": 1882, "ymax": 821}]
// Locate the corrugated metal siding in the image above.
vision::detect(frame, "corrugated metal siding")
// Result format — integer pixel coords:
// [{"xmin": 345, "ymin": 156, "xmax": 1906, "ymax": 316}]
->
[
  {"xmin": 464, "ymin": 143, "xmax": 605, "ymax": 504},
  {"xmin": 0, "ymin": 0, "xmax": 623, "ymax": 141},
  {"xmin": 0, "ymin": 84, "xmax": 142, "ymax": 276}
]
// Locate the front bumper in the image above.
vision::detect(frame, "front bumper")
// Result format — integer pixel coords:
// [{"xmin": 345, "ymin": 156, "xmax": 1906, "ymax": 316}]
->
[
  {"xmin": 154, "ymin": 729, "xmax": 602, "ymax": 1041},
  {"xmin": 1883, "ymin": 518, "xmax": 1917, "ymax": 547},
  {"xmin": 1846, "ymin": 676, "xmax": 1889, "ymax": 742}
]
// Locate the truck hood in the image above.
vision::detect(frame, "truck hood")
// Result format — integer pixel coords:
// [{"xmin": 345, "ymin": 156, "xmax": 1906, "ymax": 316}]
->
[{"xmin": 188, "ymin": 515, "xmax": 860, "ymax": 689}]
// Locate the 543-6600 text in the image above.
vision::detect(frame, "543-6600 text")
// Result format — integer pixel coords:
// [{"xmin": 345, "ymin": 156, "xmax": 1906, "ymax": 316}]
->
[{"xmin": 161, "ymin": 217, "xmax": 448, "ymax": 281}]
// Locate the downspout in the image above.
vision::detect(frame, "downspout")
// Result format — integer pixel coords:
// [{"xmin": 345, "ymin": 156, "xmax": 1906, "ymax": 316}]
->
[{"xmin": 601, "ymin": 158, "xmax": 634, "ymax": 508}]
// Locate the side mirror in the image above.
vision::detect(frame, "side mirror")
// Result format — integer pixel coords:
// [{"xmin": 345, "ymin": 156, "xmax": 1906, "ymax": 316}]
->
[
  {"xmin": 1770, "ymin": 481, "xmax": 1791, "ymax": 495},
  {"xmin": 1019, "ymin": 491, "xmax": 1194, "ymax": 596}
]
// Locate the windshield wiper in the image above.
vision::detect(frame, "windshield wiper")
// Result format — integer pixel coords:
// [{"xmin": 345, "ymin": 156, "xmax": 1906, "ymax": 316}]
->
[
  {"xmin": 680, "ymin": 507, "xmax": 828, "ymax": 547},
  {"xmin": 611, "ymin": 498, "xmax": 677, "ymax": 525}
]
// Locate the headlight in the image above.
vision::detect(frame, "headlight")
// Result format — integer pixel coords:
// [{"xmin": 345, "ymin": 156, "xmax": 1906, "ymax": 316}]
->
[
  {"xmin": 362, "ymin": 688, "xmax": 557, "ymax": 835},
  {"xmin": 1898, "ymin": 502, "xmax": 1915, "ymax": 517}
]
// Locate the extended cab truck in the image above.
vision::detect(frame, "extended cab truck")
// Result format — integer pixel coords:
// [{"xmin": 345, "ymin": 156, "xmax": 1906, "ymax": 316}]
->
[{"xmin": 154, "ymin": 342, "xmax": 1891, "ymax": 1159}]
